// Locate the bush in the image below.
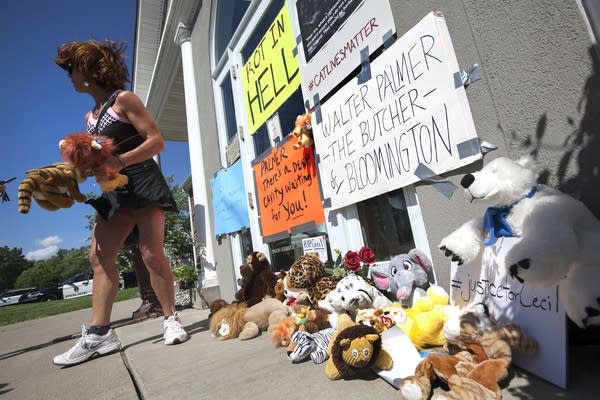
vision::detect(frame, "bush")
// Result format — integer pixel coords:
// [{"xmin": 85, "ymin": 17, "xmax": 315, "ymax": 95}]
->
[{"xmin": 172, "ymin": 265, "xmax": 197, "ymax": 289}]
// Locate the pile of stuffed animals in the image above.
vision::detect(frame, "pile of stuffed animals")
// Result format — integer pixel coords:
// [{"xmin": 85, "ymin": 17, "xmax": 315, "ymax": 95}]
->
[
  {"xmin": 208, "ymin": 248, "xmax": 540, "ymax": 398},
  {"xmin": 207, "ymin": 155, "xmax": 600, "ymax": 398}
]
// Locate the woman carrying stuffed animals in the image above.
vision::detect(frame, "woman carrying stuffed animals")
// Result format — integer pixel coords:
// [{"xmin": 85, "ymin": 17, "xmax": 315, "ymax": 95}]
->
[{"xmin": 52, "ymin": 39, "xmax": 188, "ymax": 366}]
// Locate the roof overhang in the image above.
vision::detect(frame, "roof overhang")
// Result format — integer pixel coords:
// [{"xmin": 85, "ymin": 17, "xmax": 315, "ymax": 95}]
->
[{"xmin": 133, "ymin": 0, "xmax": 202, "ymax": 141}]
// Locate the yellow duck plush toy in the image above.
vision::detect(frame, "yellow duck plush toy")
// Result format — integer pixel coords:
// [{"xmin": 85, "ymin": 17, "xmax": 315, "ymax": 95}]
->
[
  {"xmin": 396, "ymin": 286, "xmax": 458, "ymax": 350},
  {"xmin": 18, "ymin": 162, "xmax": 87, "ymax": 213}
]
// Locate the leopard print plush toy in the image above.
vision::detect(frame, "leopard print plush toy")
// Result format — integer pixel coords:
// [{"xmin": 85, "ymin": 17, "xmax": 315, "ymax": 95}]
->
[
  {"xmin": 18, "ymin": 162, "xmax": 87, "ymax": 213},
  {"xmin": 284, "ymin": 253, "xmax": 339, "ymax": 304}
]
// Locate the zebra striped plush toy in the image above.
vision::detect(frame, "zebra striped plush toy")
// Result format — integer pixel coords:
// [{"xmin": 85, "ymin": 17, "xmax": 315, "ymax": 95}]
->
[{"xmin": 287, "ymin": 327, "xmax": 334, "ymax": 364}]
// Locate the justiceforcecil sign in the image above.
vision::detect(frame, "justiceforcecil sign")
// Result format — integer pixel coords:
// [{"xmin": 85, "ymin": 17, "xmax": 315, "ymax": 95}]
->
[
  {"xmin": 311, "ymin": 12, "xmax": 481, "ymax": 210},
  {"xmin": 450, "ymin": 237, "xmax": 567, "ymax": 389}
]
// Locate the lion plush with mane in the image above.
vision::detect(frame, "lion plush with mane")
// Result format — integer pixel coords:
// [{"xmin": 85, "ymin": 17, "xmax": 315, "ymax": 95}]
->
[{"xmin": 59, "ymin": 132, "xmax": 128, "ymax": 192}]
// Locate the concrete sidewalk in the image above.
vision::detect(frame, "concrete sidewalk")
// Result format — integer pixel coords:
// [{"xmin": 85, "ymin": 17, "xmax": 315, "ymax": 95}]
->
[{"xmin": 1, "ymin": 300, "xmax": 597, "ymax": 399}]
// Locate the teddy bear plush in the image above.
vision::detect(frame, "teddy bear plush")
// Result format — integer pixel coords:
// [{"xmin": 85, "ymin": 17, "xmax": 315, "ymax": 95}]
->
[
  {"xmin": 325, "ymin": 313, "xmax": 393, "ymax": 380},
  {"xmin": 271, "ymin": 304, "xmax": 332, "ymax": 347},
  {"xmin": 17, "ymin": 162, "xmax": 87, "ymax": 213},
  {"xmin": 273, "ymin": 270, "xmax": 287, "ymax": 302},
  {"xmin": 438, "ymin": 156, "xmax": 600, "ymax": 328},
  {"xmin": 355, "ymin": 308, "xmax": 389, "ymax": 334},
  {"xmin": 209, "ymin": 298, "xmax": 291, "ymax": 340},
  {"xmin": 399, "ymin": 301, "xmax": 537, "ymax": 400},
  {"xmin": 294, "ymin": 305, "xmax": 331, "ymax": 333},
  {"xmin": 234, "ymin": 251, "xmax": 278, "ymax": 307},
  {"xmin": 370, "ymin": 248, "xmax": 435, "ymax": 307},
  {"xmin": 59, "ymin": 132, "xmax": 129, "ymax": 192},
  {"xmin": 318, "ymin": 274, "xmax": 392, "ymax": 321}
]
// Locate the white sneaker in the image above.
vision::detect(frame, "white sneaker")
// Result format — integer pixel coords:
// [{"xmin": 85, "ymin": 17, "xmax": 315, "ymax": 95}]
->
[
  {"xmin": 163, "ymin": 314, "xmax": 189, "ymax": 345},
  {"xmin": 53, "ymin": 326, "xmax": 121, "ymax": 366}
]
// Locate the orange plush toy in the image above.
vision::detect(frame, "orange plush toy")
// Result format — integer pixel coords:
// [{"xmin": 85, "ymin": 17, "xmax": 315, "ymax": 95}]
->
[
  {"xmin": 59, "ymin": 132, "xmax": 128, "ymax": 192},
  {"xmin": 291, "ymin": 111, "xmax": 313, "ymax": 150}
]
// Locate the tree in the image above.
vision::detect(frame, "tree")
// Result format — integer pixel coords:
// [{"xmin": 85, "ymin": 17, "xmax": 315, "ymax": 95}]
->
[
  {"xmin": 15, "ymin": 247, "xmax": 88, "ymax": 289},
  {"xmin": 0, "ymin": 246, "xmax": 33, "ymax": 291},
  {"xmin": 83, "ymin": 175, "xmax": 194, "ymax": 271},
  {"xmin": 163, "ymin": 176, "xmax": 194, "ymax": 266}
]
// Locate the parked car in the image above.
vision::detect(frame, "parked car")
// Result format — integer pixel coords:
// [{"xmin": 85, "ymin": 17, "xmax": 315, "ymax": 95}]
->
[
  {"xmin": 120, "ymin": 270, "xmax": 138, "ymax": 288},
  {"xmin": 0, "ymin": 287, "xmax": 40, "ymax": 307},
  {"xmin": 37, "ymin": 271, "xmax": 94, "ymax": 301}
]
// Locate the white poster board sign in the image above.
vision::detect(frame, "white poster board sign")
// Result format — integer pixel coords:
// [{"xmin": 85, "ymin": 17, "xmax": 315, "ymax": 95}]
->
[
  {"xmin": 311, "ymin": 11, "xmax": 481, "ymax": 210},
  {"xmin": 289, "ymin": 0, "xmax": 396, "ymax": 108},
  {"xmin": 450, "ymin": 236, "xmax": 567, "ymax": 389},
  {"xmin": 302, "ymin": 235, "xmax": 328, "ymax": 262},
  {"xmin": 373, "ymin": 326, "xmax": 423, "ymax": 388}
]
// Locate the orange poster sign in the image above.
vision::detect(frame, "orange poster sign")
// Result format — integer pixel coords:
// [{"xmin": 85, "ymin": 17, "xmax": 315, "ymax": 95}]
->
[{"xmin": 252, "ymin": 137, "xmax": 325, "ymax": 238}]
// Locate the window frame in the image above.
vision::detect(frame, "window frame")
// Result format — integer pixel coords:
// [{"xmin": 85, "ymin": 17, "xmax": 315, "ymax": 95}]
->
[{"xmin": 210, "ymin": 0, "xmax": 432, "ymax": 270}]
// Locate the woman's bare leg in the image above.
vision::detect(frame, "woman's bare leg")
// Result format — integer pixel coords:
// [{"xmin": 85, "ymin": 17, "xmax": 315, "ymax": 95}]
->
[
  {"xmin": 89, "ymin": 212, "xmax": 136, "ymax": 326},
  {"xmin": 134, "ymin": 205, "xmax": 176, "ymax": 316}
]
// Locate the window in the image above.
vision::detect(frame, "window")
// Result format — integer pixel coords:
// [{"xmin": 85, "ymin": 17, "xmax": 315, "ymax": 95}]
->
[
  {"xmin": 214, "ymin": 0, "xmax": 251, "ymax": 58},
  {"xmin": 220, "ymin": 73, "xmax": 238, "ymax": 142},
  {"xmin": 269, "ymin": 224, "xmax": 330, "ymax": 271},
  {"xmin": 239, "ymin": 228, "xmax": 253, "ymax": 260},
  {"xmin": 356, "ymin": 189, "xmax": 415, "ymax": 261}
]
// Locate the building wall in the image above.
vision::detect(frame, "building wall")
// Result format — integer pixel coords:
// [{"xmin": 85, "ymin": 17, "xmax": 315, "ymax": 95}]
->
[
  {"xmin": 193, "ymin": 0, "xmax": 598, "ymax": 297},
  {"xmin": 190, "ymin": 0, "xmax": 238, "ymax": 301},
  {"xmin": 388, "ymin": 0, "xmax": 598, "ymax": 287}
]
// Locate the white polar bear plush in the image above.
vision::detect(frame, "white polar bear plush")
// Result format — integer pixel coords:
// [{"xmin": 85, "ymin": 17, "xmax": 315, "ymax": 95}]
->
[
  {"xmin": 317, "ymin": 274, "xmax": 392, "ymax": 321},
  {"xmin": 439, "ymin": 156, "xmax": 600, "ymax": 328}
]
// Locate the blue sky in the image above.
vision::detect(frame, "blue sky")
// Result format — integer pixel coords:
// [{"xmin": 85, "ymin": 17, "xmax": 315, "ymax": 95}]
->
[{"xmin": 0, "ymin": 1, "xmax": 190, "ymax": 260}]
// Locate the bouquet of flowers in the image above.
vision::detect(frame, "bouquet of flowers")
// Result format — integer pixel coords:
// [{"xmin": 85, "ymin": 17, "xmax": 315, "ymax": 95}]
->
[{"xmin": 331, "ymin": 246, "xmax": 376, "ymax": 279}]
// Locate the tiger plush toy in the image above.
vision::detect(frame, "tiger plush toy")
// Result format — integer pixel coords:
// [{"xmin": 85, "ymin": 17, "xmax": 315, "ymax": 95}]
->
[
  {"xmin": 399, "ymin": 303, "xmax": 537, "ymax": 400},
  {"xmin": 18, "ymin": 162, "xmax": 87, "ymax": 213}
]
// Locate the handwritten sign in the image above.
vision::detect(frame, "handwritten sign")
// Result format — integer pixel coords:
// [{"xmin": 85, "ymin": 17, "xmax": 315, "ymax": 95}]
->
[
  {"xmin": 450, "ymin": 237, "xmax": 567, "ymax": 389},
  {"xmin": 302, "ymin": 235, "xmax": 328, "ymax": 262},
  {"xmin": 241, "ymin": 2, "xmax": 300, "ymax": 134},
  {"xmin": 291, "ymin": 0, "xmax": 396, "ymax": 108},
  {"xmin": 252, "ymin": 135, "xmax": 325, "ymax": 238},
  {"xmin": 311, "ymin": 12, "xmax": 481, "ymax": 210},
  {"xmin": 210, "ymin": 159, "xmax": 250, "ymax": 236}
]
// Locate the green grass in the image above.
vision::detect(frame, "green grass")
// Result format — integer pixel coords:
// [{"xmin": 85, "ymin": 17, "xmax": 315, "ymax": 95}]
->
[{"xmin": 0, "ymin": 287, "xmax": 140, "ymax": 327}]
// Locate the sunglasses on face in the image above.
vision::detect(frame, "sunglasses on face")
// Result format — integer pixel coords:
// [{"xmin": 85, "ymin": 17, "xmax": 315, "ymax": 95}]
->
[{"xmin": 58, "ymin": 62, "xmax": 73, "ymax": 75}]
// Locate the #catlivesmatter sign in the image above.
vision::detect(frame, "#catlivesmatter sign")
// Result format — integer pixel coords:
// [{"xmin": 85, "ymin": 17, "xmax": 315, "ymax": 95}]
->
[
  {"xmin": 291, "ymin": 0, "xmax": 396, "ymax": 108},
  {"xmin": 252, "ymin": 135, "xmax": 325, "ymax": 239},
  {"xmin": 311, "ymin": 12, "xmax": 481, "ymax": 210},
  {"xmin": 241, "ymin": 2, "xmax": 301, "ymax": 134}
]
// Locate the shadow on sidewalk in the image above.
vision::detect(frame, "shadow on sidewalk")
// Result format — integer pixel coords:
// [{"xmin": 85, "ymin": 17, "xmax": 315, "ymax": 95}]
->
[
  {"xmin": 120, "ymin": 318, "xmax": 209, "ymax": 351},
  {"xmin": 0, "ymin": 314, "xmax": 158, "ymax": 361}
]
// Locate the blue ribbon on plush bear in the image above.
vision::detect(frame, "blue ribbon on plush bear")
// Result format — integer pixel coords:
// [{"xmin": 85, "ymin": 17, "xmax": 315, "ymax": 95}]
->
[{"xmin": 483, "ymin": 186, "xmax": 538, "ymax": 246}]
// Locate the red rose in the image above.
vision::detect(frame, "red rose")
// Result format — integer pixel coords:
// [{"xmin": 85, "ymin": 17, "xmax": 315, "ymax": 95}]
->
[
  {"xmin": 343, "ymin": 250, "xmax": 362, "ymax": 272},
  {"xmin": 358, "ymin": 246, "xmax": 376, "ymax": 264}
]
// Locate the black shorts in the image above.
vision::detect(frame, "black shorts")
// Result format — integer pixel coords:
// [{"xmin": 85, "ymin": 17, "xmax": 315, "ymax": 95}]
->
[{"xmin": 86, "ymin": 159, "xmax": 178, "ymax": 220}]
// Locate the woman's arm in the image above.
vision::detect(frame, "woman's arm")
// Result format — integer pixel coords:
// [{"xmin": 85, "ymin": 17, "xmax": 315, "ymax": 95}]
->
[{"xmin": 111, "ymin": 90, "xmax": 165, "ymax": 167}]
